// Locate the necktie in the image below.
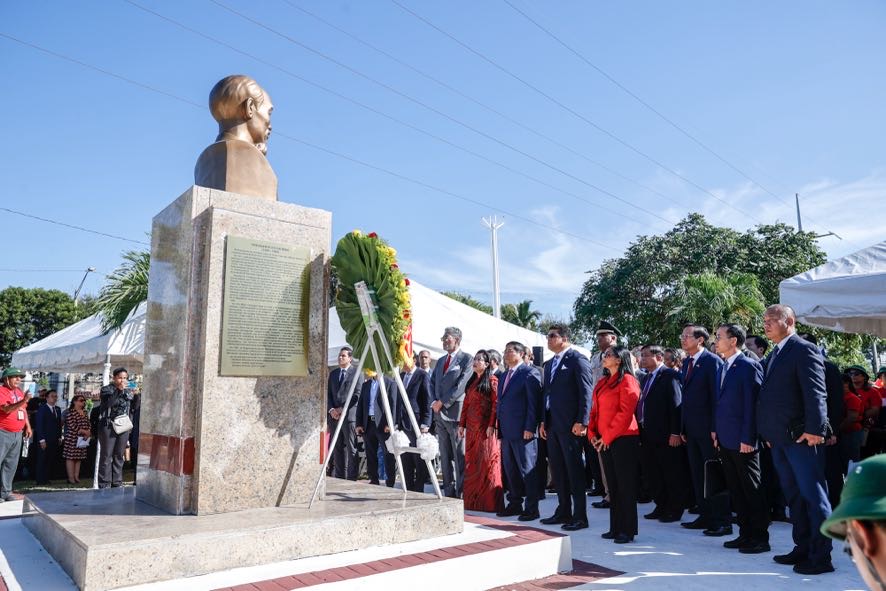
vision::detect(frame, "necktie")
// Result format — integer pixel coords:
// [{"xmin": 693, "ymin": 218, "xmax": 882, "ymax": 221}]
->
[
  {"xmin": 403, "ymin": 372, "xmax": 411, "ymax": 389},
  {"xmin": 638, "ymin": 371, "xmax": 654, "ymax": 423},
  {"xmin": 720, "ymin": 364, "xmax": 728, "ymax": 388},
  {"xmin": 338, "ymin": 369, "xmax": 345, "ymax": 385},
  {"xmin": 503, "ymin": 369, "xmax": 514, "ymax": 392},
  {"xmin": 549, "ymin": 355, "xmax": 561, "ymax": 384},
  {"xmin": 443, "ymin": 354, "xmax": 452, "ymax": 373},
  {"xmin": 766, "ymin": 346, "xmax": 779, "ymax": 375},
  {"xmin": 684, "ymin": 357, "xmax": 695, "ymax": 383}
]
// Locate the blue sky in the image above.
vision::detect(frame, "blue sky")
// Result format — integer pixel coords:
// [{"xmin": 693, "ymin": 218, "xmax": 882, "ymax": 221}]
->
[{"xmin": 2, "ymin": 1, "xmax": 885, "ymax": 322}]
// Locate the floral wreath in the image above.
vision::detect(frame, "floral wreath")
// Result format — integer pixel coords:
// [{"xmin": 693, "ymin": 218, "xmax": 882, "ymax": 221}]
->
[{"xmin": 331, "ymin": 230, "xmax": 412, "ymax": 373}]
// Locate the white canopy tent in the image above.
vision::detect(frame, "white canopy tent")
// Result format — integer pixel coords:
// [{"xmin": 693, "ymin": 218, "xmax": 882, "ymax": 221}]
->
[
  {"xmin": 12, "ymin": 303, "xmax": 146, "ymax": 374},
  {"xmin": 780, "ymin": 239, "xmax": 886, "ymax": 337},
  {"xmin": 13, "ymin": 282, "xmax": 583, "ymax": 374}
]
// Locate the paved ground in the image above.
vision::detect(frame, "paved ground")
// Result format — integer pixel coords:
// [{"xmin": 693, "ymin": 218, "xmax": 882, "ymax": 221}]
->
[{"xmin": 0, "ymin": 489, "xmax": 867, "ymax": 590}]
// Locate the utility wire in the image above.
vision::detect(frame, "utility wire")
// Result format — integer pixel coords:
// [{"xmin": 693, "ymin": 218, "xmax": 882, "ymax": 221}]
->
[
  {"xmin": 389, "ymin": 0, "xmax": 764, "ymax": 225},
  {"xmin": 0, "ymin": 32, "xmax": 615, "ymax": 250},
  {"xmin": 500, "ymin": 0, "xmax": 844, "ymax": 238},
  {"xmin": 0, "ymin": 268, "xmax": 101, "ymax": 273},
  {"xmin": 1, "ymin": 207, "xmax": 150, "ymax": 246},
  {"xmin": 207, "ymin": 0, "xmax": 677, "ymax": 226},
  {"xmin": 125, "ymin": 0, "xmax": 670, "ymax": 230},
  {"xmin": 282, "ymin": 0, "xmax": 684, "ymax": 211}
]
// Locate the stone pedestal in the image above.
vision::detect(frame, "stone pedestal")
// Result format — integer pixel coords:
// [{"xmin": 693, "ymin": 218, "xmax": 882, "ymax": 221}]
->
[{"xmin": 136, "ymin": 186, "xmax": 331, "ymax": 515}]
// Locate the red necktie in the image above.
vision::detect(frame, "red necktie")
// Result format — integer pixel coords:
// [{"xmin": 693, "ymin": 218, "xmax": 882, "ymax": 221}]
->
[
  {"xmin": 443, "ymin": 354, "xmax": 452, "ymax": 373},
  {"xmin": 685, "ymin": 357, "xmax": 695, "ymax": 382},
  {"xmin": 503, "ymin": 369, "xmax": 514, "ymax": 392}
]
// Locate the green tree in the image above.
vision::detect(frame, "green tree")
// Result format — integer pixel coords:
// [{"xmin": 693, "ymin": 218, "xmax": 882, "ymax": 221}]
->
[
  {"xmin": 441, "ymin": 291, "xmax": 493, "ymax": 315},
  {"xmin": 667, "ymin": 272, "xmax": 766, "ymax": 333},
  {"xmin": 0, "ymin": 287, "xmax": 83, "ymax": 366},
  {"xmin": 500, "ymin": 299, "xmax": 542, "ymax": 330},
  {"xmin": 97, "ymin": 250, "xmax": 150, "ymax": 334},
  {"xmin": 573, "ymin": 213, "xmax": 827, "ymax": 346}
]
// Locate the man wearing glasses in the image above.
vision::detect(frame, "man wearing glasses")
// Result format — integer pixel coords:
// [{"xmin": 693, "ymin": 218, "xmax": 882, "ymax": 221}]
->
[
  {"xmin": 539, "ymin": 324, "xmax": 594, "ymax": 531},
  {"xmin": 821, "ymin": 454, "xmax": 886, "ymax": 590},
  {"xmin": 430, "ymin": 327, "xmax": 473, "ymax": 498}
]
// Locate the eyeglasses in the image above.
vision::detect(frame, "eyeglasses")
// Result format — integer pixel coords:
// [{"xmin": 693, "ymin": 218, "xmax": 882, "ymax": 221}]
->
[{"xmin": 546, "ymin": 333, "xmax": 560, "ymax": 339}]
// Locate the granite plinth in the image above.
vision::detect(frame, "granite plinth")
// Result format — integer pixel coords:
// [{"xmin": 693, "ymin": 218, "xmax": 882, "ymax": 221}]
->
[
  {"xmin": 23, "ymin": 479, "xmax": 463, "ymax": 591},
  {"xmin": 139, "ymin": 186, "xmax": 331, "ymax": 515}
]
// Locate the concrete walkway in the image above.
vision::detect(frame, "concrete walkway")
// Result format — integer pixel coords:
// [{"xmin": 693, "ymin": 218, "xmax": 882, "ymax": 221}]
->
[{"xmin": 0, "ymin": 491, "xmax": 867, "ymax": 591}]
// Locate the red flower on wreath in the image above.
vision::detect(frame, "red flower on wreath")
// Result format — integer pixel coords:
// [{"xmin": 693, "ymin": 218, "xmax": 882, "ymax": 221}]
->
[
  {"xmin": 403, "ymin": 310, "xmax": 411, "ymax": 319},
  {"xmin": 404, "ymin": 278, "xmax": 411, "ymax": 286},
  {"xmin": 368, "ymin": 232, "xmax": 378, "ymax": 238},
  {"xmin": 391, "ymin": 263, "xmax": 399, "ymax": 270}
]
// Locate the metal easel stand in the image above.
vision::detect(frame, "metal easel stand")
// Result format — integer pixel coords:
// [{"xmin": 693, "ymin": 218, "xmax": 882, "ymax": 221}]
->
[{"xmin": 309, "ymin": 281, "xmax": 442, "ymax": 508}]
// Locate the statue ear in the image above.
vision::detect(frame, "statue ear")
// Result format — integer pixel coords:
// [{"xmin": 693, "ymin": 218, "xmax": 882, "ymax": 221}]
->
[{"xmin": 243, "ymin": 97, "xmax": 256, "ymax": 120}]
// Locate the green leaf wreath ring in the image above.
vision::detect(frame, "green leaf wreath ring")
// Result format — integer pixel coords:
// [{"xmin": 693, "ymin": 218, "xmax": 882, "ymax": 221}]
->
[{"xmin": 331, "ymin": 230, "xmax": 411, "ymax": 373}]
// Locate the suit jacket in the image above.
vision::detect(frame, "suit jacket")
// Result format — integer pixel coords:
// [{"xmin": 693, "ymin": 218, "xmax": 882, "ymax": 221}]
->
[
  {"xmin": 637, "ymin": 366, "xmax": 682, "ymax": 444},
  {"xmin": 35, "ymin": 404, "xmax": 62, "ymax": 443},
  {"xmin": 430, "ymin": 350, "xmax": 473, "ymax": 421},
  {"xmin": 680, "ymin": 348, "xmax": 723, "ymax": 439},
  {"xmin": 714, "ymin": 354, "xmax": 763, "ymax": 450},
  {"xmin": 757, "ymin": 334, "xmax": 829, "ymax": 446},
  {"xmin": 497, "ymin": 364, "xmax": 542, "ymax": 440},
  {"xmin": 355, "ymin": 376, "xmax": 398, "ymax": 432},
  {"xmin": 327, "ymin": 364, "xmax": 365, "ymax": 423},
  {"xmin": 823, "ymin": 359, "xmax": 844, "ymax": 437},
  {"xmin": 399, "ymin": 368, "xmax": 432, "ymax": 433},
  {"xmin": 543, "ymin": 348, "xmax": 594, "ymax": 433}
]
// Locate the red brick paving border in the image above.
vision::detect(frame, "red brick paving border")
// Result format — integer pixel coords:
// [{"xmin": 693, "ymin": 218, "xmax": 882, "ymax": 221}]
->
[{"xmin": 215, "ymin": 515, "xmax": 621, "ymax": 591}]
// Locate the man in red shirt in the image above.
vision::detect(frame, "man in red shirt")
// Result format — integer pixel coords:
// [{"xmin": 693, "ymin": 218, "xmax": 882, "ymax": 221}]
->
[{"xmin": 0, "ymin": 367, "xmax": 32, "ymax": 501}]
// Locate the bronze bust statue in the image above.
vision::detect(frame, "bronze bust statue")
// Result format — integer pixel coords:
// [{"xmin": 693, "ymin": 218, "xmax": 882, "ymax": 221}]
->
[{"xmin": 194, "ymin": 75, "xmax": 278, "ymax": 200}]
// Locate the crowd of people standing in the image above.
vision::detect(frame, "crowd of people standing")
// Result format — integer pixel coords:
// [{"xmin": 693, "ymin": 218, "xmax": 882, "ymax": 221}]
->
[{"xmin": 326, "ymin": 304, "xmax": 886, "ymax": 579}]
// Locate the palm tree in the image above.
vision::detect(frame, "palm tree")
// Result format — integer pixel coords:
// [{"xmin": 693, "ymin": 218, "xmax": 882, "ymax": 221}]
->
[
  {"xmin": 97, "ymin": 250, "xmax": 150, "ymax": 334},
  {"xmin": 666, "ymin": 271, "xmax": 765, "ymax": 332},
  {"xmin": 501, "ymin": 299, "xmax": 542, "ymax": 330}
]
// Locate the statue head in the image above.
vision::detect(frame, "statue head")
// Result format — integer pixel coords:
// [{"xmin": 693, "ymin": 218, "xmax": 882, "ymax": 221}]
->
[{"xmin": 209, "ymin": 75, "xmax": 274, "ymax": 155}]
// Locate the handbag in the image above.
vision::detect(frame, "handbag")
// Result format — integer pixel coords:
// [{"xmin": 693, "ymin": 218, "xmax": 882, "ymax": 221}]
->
[
  {"xmin": 76, "ymin": 436, "xmax": 91, "ymax": 449},
  {"xmin": 111, "ymin": 414, "xmax": 133, "ymax": 435}
]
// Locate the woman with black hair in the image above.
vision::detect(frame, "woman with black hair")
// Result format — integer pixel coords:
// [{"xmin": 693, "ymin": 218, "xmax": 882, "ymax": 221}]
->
[
  {"xmin": 458, "ymin": 350, "xmax": 502, "ymax": 512},
  {"xmin": 588, "ymin": 345, "xmax": 641, "ymax": 543}
]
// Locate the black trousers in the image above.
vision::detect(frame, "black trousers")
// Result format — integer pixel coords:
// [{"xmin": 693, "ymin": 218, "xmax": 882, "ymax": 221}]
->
[
  {"xmin": 328, "ymin": 417, "xmax": 360, "ymax": 480},
  {"xmin": 536, "ymin": 432, "xmax": 550, "ymax": 499},
  {"xmin": 36, "ymin": 441, "xmax": 59, "ymax": 484},
  {"xmin": 401, "ymin": 429, "xmax": 427, "ymax": 492},
  {"xmin": 719, "ymin": 447, "xmax": 769, "ymax": 542},
  {"xmin": 363, "ymin": 421, "xmax": 395, "ymax": 486},
  {"xmin": 98, "ymin": 425, "xmax": 129, "ymax": 487},
  {"xmin": 581, "ymin": 437, "xmax": 603, "ymax": 491},
  {"xmin": 760, "ymin": 445, "xmax": 786, "ymax": 514},
  {"xmin": 639, "ymin": 433, "xmax": 687, "ymax": 516},
  {"xmin": 547, "ymin": 430, "xmax": 587, "ymax": 522},
  {"xmin": 686, "ymin": 434, "xmax": 729, "ymax": 527},
  {"xmin": 601, "ymin": 435, "xmax": 639, "ymax": 537}
]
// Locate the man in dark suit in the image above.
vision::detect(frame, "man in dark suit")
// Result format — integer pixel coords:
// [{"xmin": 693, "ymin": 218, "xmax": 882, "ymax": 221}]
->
[
  {"xmin": 679, "ymin": 324, "xmax": 731, "ymax": 536},
  {"xmin": 637, "ymin": 345, "xmax": 686, "ymax": 523},
  {"xmin": 35, "ymin": 389, "xmax": 62, "ymax": 484},
  {"xmin": 496, "ymin": 341, "xmax": 543, "ymax": 521},
  {"xmin": 355, "ymin": 373, "xmax": 398, "ymax": 486},
  {"xmin": 326, "ymin": 347, "xmax": 365, "ymax": 480},
  {"xmin": 713, "ymin": 324, "xmax": 769, "ymax": 554},
  {"xmin": 430, "ymin": 327, "xmax": 473, "ymax": 498},
  {"xmin": 539, "ymin": 324, "xmax": 594, "ymax": 531},
  {"xmin": 399, "ymin": 360, "xmax": 431, "ymax": 492},
  {"xmin": 758, "ymin": 305, "xmax": 833, "ymax": 575}
]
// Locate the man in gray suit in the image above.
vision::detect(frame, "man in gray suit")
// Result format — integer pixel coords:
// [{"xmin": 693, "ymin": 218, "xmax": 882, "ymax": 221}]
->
[
  {"xmin": 430, "ymin": 326, "xmax": 473, "ymax": 498},
  {"xmin": 327, "ymin": 347, "xmax": 365, "ymax": 480}
]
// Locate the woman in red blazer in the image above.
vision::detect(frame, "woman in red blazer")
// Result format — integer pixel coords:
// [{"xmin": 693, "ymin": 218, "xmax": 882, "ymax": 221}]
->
[{"xmin": 588, "ymin": 345, "xmax": 641, "ymax": 543}]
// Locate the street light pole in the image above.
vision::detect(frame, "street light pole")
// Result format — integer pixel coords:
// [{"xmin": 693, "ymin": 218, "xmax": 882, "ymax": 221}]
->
[
  {"xmin": 73, "ymin": 267, "xmax": 96, "ymax": 305},
  {"xmin": 481, "ymin": 216, "xmax": 504, "ymax": 319}
]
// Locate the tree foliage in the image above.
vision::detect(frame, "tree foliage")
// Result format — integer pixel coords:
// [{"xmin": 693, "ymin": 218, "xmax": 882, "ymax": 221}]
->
[
  {"xmin": 500, "ymin": 300, "xmax": 542, "ymax": 330},
  {"xmin": 441, "ymin": 291, "xmax": 493, "ymax": 315},
  {"xmin": 97, "ymin": 250, "xmax": 150, "ymax": 334},
  {"xmin": 573, "ymin": 213, "xmax": 827, "ymax": 346},
  {"xmin": 0, "ymin": 287, "xmax": 85, "ymax": 366}
]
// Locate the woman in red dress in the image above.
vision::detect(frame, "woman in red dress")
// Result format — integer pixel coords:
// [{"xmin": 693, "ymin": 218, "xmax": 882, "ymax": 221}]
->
[
  {"xmin": 458, "ymin": 350, "xmax": 503, "ymax": 512},
  {"xmin": 588, "ymin": 345, "xmax": 641, "ymax": 544}
]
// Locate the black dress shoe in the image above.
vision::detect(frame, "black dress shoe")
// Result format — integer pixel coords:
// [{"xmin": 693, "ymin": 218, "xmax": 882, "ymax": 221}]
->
[
  {"xmin": 644, "ymin": 508, "xmax": 663, "ymax": 520},
  {"xmin": 723, "ymin": 535, "xmax": 749, "ymax": 549},
  {"xmin": 773, "ymin": 548, "xmax": 805, "ymax": 565},
  {"xmin": 561, "ymin": 520, "xmax": 589, "ymax": 531},
  {"xmin": 601, "ymin": 531, "xmax": 615, "ymax": 539},
  {"xmin": 688, "ymin": 505, "xmax": 700, "ymax": 514},
  {"xmin": 496, "ymin": 504, "xmax": 524, "ymax": 517},
  {"xmin": 681, "ymin": 517, "xmax": 707, "ymax": 529},
  {"xmin": 792, "ymin": 561, "xmax": 834, "ymax": 575},
  {"xmin": 703, "ymin": 525, "xmax": 733, "ymax": 537},
  {"xmin": 770, "ymin": 510, "xmax": 789, "ymax": 523},
  {"xmin": 518, "ymin": 510, "xmax": 540, "ymax": 522},
  {"xmin": 613, "ymin": 534, "xmax": 634, "ymax": 544},
  {"xmin": 592, "ymin": 499, "xmax": 610, "ymax": 509},
  {"xmin": 540, "ymin": 515, "xmax": 570, "ymax": 525},
  {"xmin": 739, "ymin": 541, "xmax": 771, "ymax": 554},
  {"xmin": 658, "ymin": 512, "xmax": 682, "ymax": 523}
]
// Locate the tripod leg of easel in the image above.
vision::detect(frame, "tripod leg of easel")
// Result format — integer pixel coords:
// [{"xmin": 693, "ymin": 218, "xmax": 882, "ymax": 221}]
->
[
  {"xmin": 368, "ymin": 333, "xmax": 409, "ymax": 500},
  {"xmin": 308, "ymin": 343, "xmax": 368, "ymax": 509}
]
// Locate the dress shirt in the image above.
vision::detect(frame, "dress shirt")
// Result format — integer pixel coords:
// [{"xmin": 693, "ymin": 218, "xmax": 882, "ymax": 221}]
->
[{"xmin": 721, "ymin": 351, "xmax": 742, "ymax": 386}]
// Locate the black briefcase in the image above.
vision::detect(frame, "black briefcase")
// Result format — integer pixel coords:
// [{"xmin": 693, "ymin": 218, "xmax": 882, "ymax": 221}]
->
[{"xmin": 704, "ymin": 458, "xmax": 728, "ymax": 499}]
